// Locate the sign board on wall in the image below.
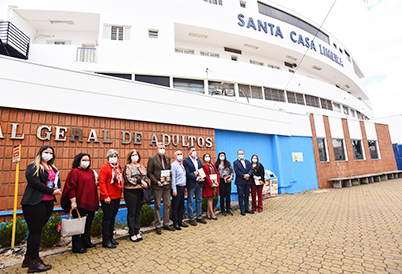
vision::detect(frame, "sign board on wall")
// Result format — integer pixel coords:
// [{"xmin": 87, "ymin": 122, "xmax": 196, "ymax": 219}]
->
[{"xmin": 292, "ymin": 152, "xmax": 303, "ymax": 162}]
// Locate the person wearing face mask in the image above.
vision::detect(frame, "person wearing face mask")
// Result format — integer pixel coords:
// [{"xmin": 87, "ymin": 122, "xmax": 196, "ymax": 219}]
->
[
  {"xmin": 202, "ymin": 153, "xmax": 219, "ymax": 220},
  {"xmin": 61, "ymin": 153, "xmax": 99, "ymax": 253},
  {"xmin": 233, "ymin": 149, "xmax": 254, "ymax": 216},
  {"xmin": 21, "ymin": 145, "xmax": 62, "ymax": 272},
  {"xmin": 250, "ymin": 154, "xmax": 265, "ymax": 213},
  {"xmin": 99, "ymin": 149, "xmax": 123, "ymax": 248},
  {"xmin": 170, "ymin": 150, "xmax": 188, "ymax": 230},
  {"xmin": 215, "ymin": 152, "xmax": 234, "ymax": 216},
  {"xmin": 123, "ymin": 149, "xmax": 149, "ymax": 242},
  {"xmin": 147, "ymin": 143, "xmax": 173, "ymax": 234},
  {"xmin": 183, "ymin": 146, "xmax": 206, "ymax": 226}
]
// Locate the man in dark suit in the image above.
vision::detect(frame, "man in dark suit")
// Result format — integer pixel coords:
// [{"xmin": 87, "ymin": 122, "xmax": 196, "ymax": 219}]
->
[
  {"xmin": 183, "ymin": 146, "xmax": 206, "ymax": 226},
  {"xmin": 147, "ymin": 143, "xmax": 174, "ymax": 234},
  {"xmin": 233, "ymin": 149, "xmax": 254, "ymax": 216}
]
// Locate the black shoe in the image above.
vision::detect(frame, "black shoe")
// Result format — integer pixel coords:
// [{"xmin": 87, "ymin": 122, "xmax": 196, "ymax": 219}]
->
[
  {"xmin": 73, "ymin": 248, "xmax": 87, "ymax": 254},
  {"xmin": 241, "ymin": 210, "xmax": 245, "ymax": 216},
  {"xmin": 22, "ymin": 255, "xmax": 30, "ymax": 268},
  {"xmin": 227, "ymin": 211, "xmax": 233, "ymax": 216},
  {"xmin": 163, "ymin": 225, "xmax": 176, "ymax": 231},
  {"xmin": 28, "ymin": 257, "xmax": 52, "ymax": 273},
  {"xmin": 102, "ymin": 242, "xmax": 117, "ymax": 249},
  {"xmin": 173, "ymin": 224, "xmax": 181, "ymax": 230},
  {"xmin": 111, "ymin": 238, "xmax": 119, "ymax": 245},
  {"xmin": 178, "ymin": 222, "xmax": 188, "ymax": 228},
  {"xmin": 222, "ymin": 211, "xmax": 227, "ymax": 216},
  {"xmin": 85, "ymin": 243, "xmax": 96, "ymax": 249},
  {"xmin": 245, "ymin": 209, "xmax": 254, "ymax": 214},
  {"xmin": 155, "ymin": 228, "xmax": 162, "ymax": 234}
]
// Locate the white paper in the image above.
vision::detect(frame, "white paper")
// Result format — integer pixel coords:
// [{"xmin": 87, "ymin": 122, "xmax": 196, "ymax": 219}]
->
[
  {"xmin": 254, "ymin": 176, "xmax": 261, "ymax": 186},
  {"xmin": 209, "ymin": 174, "xmax": 217, "ymax": 181},
  {"xmin": 161, "ymin": 170, "xmax": 170, "ymax": 177},
  {"xmin": 197, "ymin": 168, "xmax": 206, "ymax": 179}
]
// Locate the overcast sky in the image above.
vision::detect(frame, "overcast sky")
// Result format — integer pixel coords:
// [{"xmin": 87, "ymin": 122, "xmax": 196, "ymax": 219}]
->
[{"xmin": 271, "ymin": 0, "xmax": 401, "ymax": 118}]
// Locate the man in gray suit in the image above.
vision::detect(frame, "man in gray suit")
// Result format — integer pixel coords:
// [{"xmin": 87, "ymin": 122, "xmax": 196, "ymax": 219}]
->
[{"xmin": 147, "ymin": 143, "xmax": 174, "ymax": 234}]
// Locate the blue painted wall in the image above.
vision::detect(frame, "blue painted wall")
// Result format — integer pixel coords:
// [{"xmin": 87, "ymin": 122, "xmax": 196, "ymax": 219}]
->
[{"xmin": 214, "ymin": 129, "xmax": 318, "ymax": 196}]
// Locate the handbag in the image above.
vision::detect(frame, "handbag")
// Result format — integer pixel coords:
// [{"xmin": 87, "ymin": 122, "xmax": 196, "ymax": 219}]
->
[
  {"xmin": 142, "ymin": 187, "xmax": 155, "ymax": 204},
  {"xmin": 60, "ymin": 208, "xmax": 87, "ymax": 237}
]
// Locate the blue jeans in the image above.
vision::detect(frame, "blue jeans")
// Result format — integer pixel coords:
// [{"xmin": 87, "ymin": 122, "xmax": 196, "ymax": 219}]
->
[
  {"xmin": 187, "ymin": 184, "xmax": 203, "ymax": 220},
  {"xmin": 237, "ymin": 184, "xmax": 250, "ymax": 212}
]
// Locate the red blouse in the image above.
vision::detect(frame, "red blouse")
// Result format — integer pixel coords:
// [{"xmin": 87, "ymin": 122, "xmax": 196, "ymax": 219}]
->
[
  {"xmin": 202, "ymin": 163, "xmax": 220, "ymax": 198},
  {"xmin": 99, "ymin": 163, "xmax": 123, "ymax": 200}
]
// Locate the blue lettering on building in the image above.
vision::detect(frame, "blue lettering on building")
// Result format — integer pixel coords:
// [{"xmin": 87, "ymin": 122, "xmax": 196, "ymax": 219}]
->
[
  {"xmin": 319, "ymin": 45, "xmax": 343, "ymax": 67},
  {"xmin": 290, "ymin": 31, "xmax": 316, "ymax": 51},
  {"xmin": 237, "ymin": 14, "xmax": 283, "ymax": 39}
]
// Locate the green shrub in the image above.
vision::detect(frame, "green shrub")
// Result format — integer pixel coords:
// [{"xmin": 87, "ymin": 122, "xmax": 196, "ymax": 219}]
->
[
  {"xmin": 0, "ymin": 217, "xmax": 28, "ymax": 247},
  {"xmin": 40, "ymin": 213, "xmax": 61, "ymax": 248},
  {"xmin": 114, "ymin": 218, "xmax": 127, "ymax": 229},
  {"xmin": 202, "ymin": 196, "xmax": 218, "ymax": 212},
  {"xmin": 140, "ymin": 204, "xmax": 154, "ymax": 227},
  {"xmin": 90, "ymin": 210, "xmax": 103, "ymax": 237}
]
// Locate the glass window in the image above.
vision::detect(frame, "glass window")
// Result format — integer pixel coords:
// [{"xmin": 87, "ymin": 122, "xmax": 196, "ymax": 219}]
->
[
  {"xmin": 251, "ymin": 86, "xmax": 263, "ymax": 99},
  {"xmin": 264, "ymin": 88, "xmax": 285, "ymax": 102},
  {"xmin": 175, "ymin": 48, "xmax": 195, "ymax": 54},
  {"xmin": 239, "ymin": 84, "xmax": 251, "ymax": 98},
  {"xmin": 200, "ymin": 51, "xmax": 219, "ymax": 58},
  {"xmin": 287, "ymin": 91, "xmax": 305, "ymax": 105},
  {"xmin": 305, "ymin": 95, "xmax": 320, "ymax": 108},
  {"xmin": 257, "ymin": 1, "xmax": 329, "ymax": 44},
  {"xmin": 250, "ymin": 60, "xmax": 264, "ymax": 66},
  {"xmin": 135, "ymin": 74, "xmax": 169, "ymax": 87},
  {"xmin": 351, "ymin": 140, "xmax": 364, "ymax": 160},
  {"xmin": 173, "ymin": 78, "xmax": 204, "ymax": 93},
  {"xmin": 333, "ymin": 103, "xmax": 341, "ymax": 113},
  {"xmin": 111, "ymin": 26, "xmax": 124, "ymax": 41},
  {"xmin": 317, "ymin": 138, "xmax": 328, "ymax": 162},
  {"xmin": 320, "ymin": 98, "xmax": 333, "ymax": 110},
  {"xmin": 343, "ymin": 105, "xmax": 349, "ymax": 115},
  {"xmin": 333, "ymin": 139, "xmax": 346, "ymax": 161},
  {"xmin": 368, "ymin": 140, "xmax": 379, "ymax": 159},
  {"xmin": 350, "ymin": 109, "xmax": 356, "ymax": 117},
  {"xmin": 208, "ymin": 81, "xmax": 221, "ymax": 95}
]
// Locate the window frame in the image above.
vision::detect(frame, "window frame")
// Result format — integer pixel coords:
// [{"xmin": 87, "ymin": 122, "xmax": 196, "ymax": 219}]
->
[
  {"xmin": 351, "ymin": 139, "xmax": 365, "ymax": 160},
  {"xmin": 332, "ymin": 138, "xmax": 347, "ymax": 161},
  {"xmin": 368, "ymin": 140, "xmax": 380, "ymax": 160},
  {"xmin": 317, "ymin": 138, "xmax": 328, "ymax": 162}
]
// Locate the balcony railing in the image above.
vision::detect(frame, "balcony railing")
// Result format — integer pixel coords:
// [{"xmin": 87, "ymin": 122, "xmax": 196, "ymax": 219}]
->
[
  {"xmin": 0, "ymin": 21, "xmax": 30, "ymax": 59},
  {"xmin": 76, "ymin": 47, "xmax": 97, "ymax": 63}
]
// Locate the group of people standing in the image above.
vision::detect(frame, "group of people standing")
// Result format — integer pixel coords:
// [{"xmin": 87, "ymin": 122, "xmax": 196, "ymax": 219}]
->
[{"xmin": 20, "ymin": 144, "xmax": 266, "ymax": 273}]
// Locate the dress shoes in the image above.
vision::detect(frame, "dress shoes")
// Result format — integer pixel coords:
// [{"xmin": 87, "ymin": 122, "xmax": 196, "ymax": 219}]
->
[
  {"xmin": 111, "ymin": 238, "xmax": 119, "ymax": 245},
  {"xmin": 73, "ymin": 248, "xmax": 87, "ymax": 254},
  {"xmin": 28, "ymin": 257, "xmax": 52, "ymax": 273},
  {"xmin": 222, "ymin": 211, "xmax": 227, "ymax": 216},
  {"xmin": 227, "ymin": 211, "xmax": 233, "ymax": 216},
  {"xmin": 22, "ymin": 255, "xmax": 30, "ymax": 268},
  {"xmin": 189, "ymin": 220, "xmax": 197, "ymax": 226},
  {"xmin": 197, "ymin": 218, "xmax": 207, "ymax": 224},
  {"xmin": 155, "ymin": 227, "xmax": 162, "ymax": 234},
  {"xmin": 173, "ymin": 224, "xmax": 181, "ymax": 230},
  {"xmin": 245, "ymin": 209, "xmax": 254, "ymax": 214},
  {"xmin": 85, "ymin": 243, "xmax": 96, "ymax": 249},
  {"xmin": 179, "ymin": 221, "xmax": 188, "ymax": 228},
  {"xmin": 241, "ymin": 210, "xmax": 246, "ymax": 216},
  {"xmin": 163, "ymin": 225, "xmax": 175, "ymax": 231},
  {"xmin": 102, "ymin": 242, "xmax": 117, "ymax": 249}
]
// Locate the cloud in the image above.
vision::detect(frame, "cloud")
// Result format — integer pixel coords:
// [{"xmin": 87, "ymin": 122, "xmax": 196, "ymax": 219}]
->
[{"xmin": 362, "ymin": 0, "xmax": 385, "ymax": 11}]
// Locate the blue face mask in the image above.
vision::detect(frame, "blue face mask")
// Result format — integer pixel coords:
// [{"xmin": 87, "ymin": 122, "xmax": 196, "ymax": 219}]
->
[
  {"xmin": 177, "ymin": 155, "xmax": 183, "ymax": 161},
  {"xmin": 238, "ymin": 154, "xmax": 244, "ymax": 160}
]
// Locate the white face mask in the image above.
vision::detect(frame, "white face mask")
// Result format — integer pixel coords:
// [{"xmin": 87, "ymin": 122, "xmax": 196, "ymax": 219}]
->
[
  {"xmin": 159, "ymin": 148, "xmax": 165, "ymax": 155},
  {"xmin": 219, "ymin": 156, "xmax": 225, "ymax": 161},
  {"xmin": 80, "ymin": 160, "xmax": 90, "ymax": 169},
  {"xmin": 177, "ymin": 155, "xmax": 183, "ymax": 161},
  {"xmin": 252, "ymin": 158, "xmax": 258, "ymax": 163},
  {"xmin": 109, "ymin": 157, "xmax": 118, "ymax": 164},
  {"xmin": 41, "ymin": 153, "xmax": 53, "ymax": 162},
  {"xmin": 191, "ymin": 151, "xmax": 197, "ymax": 158},
  {"xmin": 131, "ymin": 155, "xmax": 139, "ymax": 163},
  {"xmin": 205, "ymin": 157, "xmax": 211, "ymax": 162}
]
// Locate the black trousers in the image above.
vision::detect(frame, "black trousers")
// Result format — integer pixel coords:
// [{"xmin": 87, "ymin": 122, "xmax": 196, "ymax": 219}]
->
[
  {"xmin": 124, "ymin": 188, "xmax": 143, "ymax": 236},
  {"xmin": 219, "ymin": 178, "xmax": 232, "ymax": 212},
  {"xmin": 101, "ymin": 199, "xmax": 120, "ymax": 244},
  {"xmin": 171, "ymin": 186, "xmax": 185, "ymax": 226},
  {"xmin": 22, "ymin": 201, "xmax": 54, "ymax": 260},
  {"xmin": 71, "ymin": 207, "xmax": 95, "ymax": 252}
]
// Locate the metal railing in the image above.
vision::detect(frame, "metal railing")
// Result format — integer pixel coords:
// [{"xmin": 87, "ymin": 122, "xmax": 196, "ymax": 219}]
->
[
  {"xmin": 0, "ymin": 21, "xmax": 30, "ymax": 59},
  {"xmin": 76, "ymin": 47, "xmax": 97, "ymax": 62}
]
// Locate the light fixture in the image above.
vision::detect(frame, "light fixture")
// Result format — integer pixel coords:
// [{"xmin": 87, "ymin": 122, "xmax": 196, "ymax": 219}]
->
[
  {"xmin": 244, "ymin": 43, "xmax": 258, "ymax": 50},
  {"xmin": 50, "ymin": 20, "xmax": 74, "ymax": 25},
  {"xmin": 189, "ymin": 33, "xmax": 208, "ymax": 39},
  {"xmin": 286, "ymin": 55, "xmax": 297, "ymax": 61},
  {"xmin": 312, "ymin": 65, "xmax": 322, "ymax": 71}
]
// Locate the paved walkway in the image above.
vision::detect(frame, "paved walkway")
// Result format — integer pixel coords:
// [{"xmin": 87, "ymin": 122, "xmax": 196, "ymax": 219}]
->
[{"xmin": 4, "ymin": 180, "xmax": 402, "ymax": 273}]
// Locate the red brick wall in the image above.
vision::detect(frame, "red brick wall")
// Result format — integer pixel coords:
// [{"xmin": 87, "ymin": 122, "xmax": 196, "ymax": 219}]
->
[
  {"xmin": 310, "ymin": 114, "xmax": 397, "ymax": 188},
  {"xmin": 0, "ymin": 107, "xmax": 216, "ymax": 221}
]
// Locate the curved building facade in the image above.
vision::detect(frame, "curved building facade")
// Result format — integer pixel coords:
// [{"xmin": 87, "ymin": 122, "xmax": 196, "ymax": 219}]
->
[{"xmin": 0, "ymin": 0, "xmax": 396, "ymax": 220}]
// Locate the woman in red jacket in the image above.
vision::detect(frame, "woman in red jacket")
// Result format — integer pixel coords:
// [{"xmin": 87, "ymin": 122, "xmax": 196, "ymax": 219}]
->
[
  {"xmin": 98, "ymin": 149, "xmax": 123, "ymax": 249},
  {"xmin": 61, "ymin": 153, "xmax": 99, "ymax": 254},
  {"xmin": 202, "ymin": 153, "xmax": 219, "ymax": 220}
]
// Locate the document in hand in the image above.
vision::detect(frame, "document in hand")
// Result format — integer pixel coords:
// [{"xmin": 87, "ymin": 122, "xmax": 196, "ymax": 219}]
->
[
  {"xmin": 197, "ymin": 168, "xmax": 206, "ymax": 179},
  {"xmin": 254, "ymin": 176, "xmax": 261, "ymax": 186}
]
